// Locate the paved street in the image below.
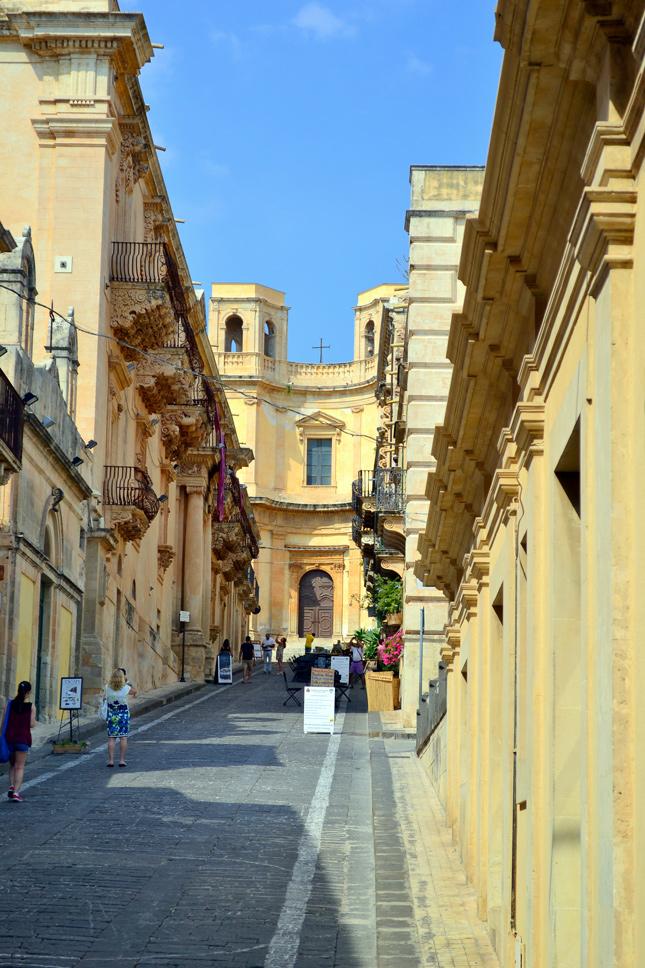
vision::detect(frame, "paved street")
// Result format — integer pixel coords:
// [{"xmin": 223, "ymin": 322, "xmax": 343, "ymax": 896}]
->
[{"xmin": 0, "ymin": 673, "xmax": 498, "ymax": 968}]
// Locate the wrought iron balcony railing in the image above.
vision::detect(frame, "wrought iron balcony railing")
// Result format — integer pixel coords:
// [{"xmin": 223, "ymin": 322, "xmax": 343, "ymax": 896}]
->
[
  {"xmin": 246, "ymin": 564, "xmax": 260, "ymax": 603},
  {"xmin": 103, "ymin": 465, "xmax": 160, "ymax": 522},
  {"xmin": 352, "ymin": 469, "xmax": 375, "ymax": 514},
  {"xmin": 376, "ymin": 467, "xmax": 405, "ymax": 514},
  {"xmin": 351, "ymin": 515, "xmax": 363, "ymax": 548},
  {"xmin": 223, "ymin": 473, "xmax": 259, "ymax": 558},
  {"xmin": 0, "ymin": 369, "xmax": 24, "ymax": 464}
]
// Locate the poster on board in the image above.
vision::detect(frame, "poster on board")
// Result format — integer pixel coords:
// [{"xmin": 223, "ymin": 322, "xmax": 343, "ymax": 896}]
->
[
  {"xmin": 217, "ymin": 653, "xmax": 233, "ymax": 684},
  {"xmin": 59, "ymin": 677, "xmax": 83, "ymax": 710},
  {"xmin": 330, "ymin": 656, "xmax": 350, "ymax": 684},
  {"xmin": 303, "ymin": 686, "xmax": 335, "ymax": 734},
  {"xmin": 253, "ymin": 643, "xmax": 262, "ymax": 660}
]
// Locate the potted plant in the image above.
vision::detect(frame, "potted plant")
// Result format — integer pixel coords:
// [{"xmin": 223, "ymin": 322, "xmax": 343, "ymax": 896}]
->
[
  {"xmin": 51, "ymin": 739, "xmax": 89, "ymax": 754},
  {"xmin": 365, "ymin": 576, "xmax": 403, "ymax": 626},
  {"xmin": 364, "ymin": 629, "xmax": 404, "ymax": 711},
  {"xmin": 354, "ymin": 627, "xmax": 380, "ymax": 670}
]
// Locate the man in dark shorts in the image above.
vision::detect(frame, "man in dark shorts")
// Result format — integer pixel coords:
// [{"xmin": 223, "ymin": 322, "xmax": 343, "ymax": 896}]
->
[{"xmin": 239, "ymin": 635, "xmax": 255, "ymax": 684}]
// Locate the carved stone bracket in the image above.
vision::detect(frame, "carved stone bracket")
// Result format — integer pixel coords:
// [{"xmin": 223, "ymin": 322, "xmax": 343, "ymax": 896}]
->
[
  {"xmin": 157, "ymin": 544, "xmax": 175, "ymax": 574},
  {"xmin": 107, "ymin": 507, "xmax": 150, "ymax": 543},
  {"xmin": 110, "ymin": 282, "xmax": 176, "ymax": 359},
  {"xmin": 116, "ymin": 127, "xmax": 149, "ymax": 201},
  {"xmin": 134, "ymin": 348, "xmax": 192, "ymax": 414},
  {"xmin": 160, "ymin": 406, "xmax": 209, "ymax": 461}
]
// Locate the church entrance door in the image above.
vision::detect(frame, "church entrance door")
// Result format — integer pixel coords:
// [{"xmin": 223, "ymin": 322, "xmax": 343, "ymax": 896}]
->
[{"xmin": 298, "ymin": 570, "xmax": 334, "ymax": 638}]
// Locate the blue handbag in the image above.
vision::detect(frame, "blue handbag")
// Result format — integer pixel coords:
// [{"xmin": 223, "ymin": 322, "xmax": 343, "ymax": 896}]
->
[{"xmin": 0, "ymin": 703, "xmax": 11, "ymax": 763}]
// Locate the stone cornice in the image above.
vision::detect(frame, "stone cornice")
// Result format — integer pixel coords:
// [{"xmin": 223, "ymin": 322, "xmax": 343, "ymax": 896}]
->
[{"xmin": 8, "ymin": 11, "xmax": 153, "ymax": 74}]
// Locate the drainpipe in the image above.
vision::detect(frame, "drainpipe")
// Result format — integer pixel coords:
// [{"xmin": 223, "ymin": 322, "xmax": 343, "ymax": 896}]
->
[{"xmin": 510, "ymin": 463, "xmax": 526, "ymax": 937}]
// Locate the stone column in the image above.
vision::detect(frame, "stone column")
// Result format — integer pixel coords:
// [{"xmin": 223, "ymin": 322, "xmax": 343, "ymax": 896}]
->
[{"xmin": 184, "ymin": 485, "xmax": 205, "ymax": 634}]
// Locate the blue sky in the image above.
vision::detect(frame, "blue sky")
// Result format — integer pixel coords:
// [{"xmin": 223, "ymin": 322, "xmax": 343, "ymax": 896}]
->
[{"xmin": 124, "ymin": 1, "xmax": 503, "ymax": 363}]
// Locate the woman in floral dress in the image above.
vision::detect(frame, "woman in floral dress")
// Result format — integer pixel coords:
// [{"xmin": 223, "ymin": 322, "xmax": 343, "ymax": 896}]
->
[{"xmin": 104, "ymin": 668, "xmax": 137, "ymax": 768}]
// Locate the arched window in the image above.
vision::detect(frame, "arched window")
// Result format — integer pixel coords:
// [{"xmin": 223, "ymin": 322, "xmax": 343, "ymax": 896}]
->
[
  {"xmin": 364, "ymin": 320, "xmax": 375, "ymax": 358},
  {"xmin": 264, "ymin": 320, "xmax": 276, "ymax": 358},
  {"xmin": 225, "ymin": 315, "xmax": 244, "ymax": 352}
]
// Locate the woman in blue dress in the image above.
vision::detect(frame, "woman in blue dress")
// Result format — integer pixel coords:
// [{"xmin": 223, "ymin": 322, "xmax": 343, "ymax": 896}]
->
[{"xmin": 104, "ymin": 668, "xmax": 137, "ymax": 767}]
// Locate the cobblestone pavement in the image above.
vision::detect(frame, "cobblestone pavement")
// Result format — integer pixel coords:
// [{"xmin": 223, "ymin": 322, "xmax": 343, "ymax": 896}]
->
[{"xmin": 0, "ymin": 674, "xmax": 499, "ymax": 968}]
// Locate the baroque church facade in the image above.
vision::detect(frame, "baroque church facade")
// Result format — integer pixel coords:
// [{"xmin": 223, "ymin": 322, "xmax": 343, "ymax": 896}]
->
[{"xmin": 210, "ymin": 284, "xmax": 399, "ymax": 644}]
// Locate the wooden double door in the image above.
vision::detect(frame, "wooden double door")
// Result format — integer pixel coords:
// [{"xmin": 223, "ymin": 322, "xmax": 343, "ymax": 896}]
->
[{"xmin": 298, "ymin": 569, "xmax": 334, "ymax": 638}]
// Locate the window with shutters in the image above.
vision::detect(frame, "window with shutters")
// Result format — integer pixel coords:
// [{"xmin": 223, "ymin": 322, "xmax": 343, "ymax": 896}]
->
[{"xmin": 306, "ymin": 438, "xmax": 332, "ymax": 486}]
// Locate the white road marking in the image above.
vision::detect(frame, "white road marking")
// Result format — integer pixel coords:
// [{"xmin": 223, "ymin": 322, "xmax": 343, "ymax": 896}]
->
[
  {"xmin": 264, "ymin": 712, "xmax": 345, "ymax": 968},
  {"xmin": 21, "ymin": 683, "xmax": 236, "ymax": 792}
]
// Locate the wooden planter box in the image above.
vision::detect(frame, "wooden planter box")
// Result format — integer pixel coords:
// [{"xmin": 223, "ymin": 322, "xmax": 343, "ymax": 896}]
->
[
  {"xmin": 52, "ymin": 744, "xmax": 86, "ymax": 754},
  {"xmin": 385, "ymin": 612, "xmax": 403, "ymax": 626},
  {"xmin": 365, "ymin": 671, "xmax": 400, "ymax": 712}
]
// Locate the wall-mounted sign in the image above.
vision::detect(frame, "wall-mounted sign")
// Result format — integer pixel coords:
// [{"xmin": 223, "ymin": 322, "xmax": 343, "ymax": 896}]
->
[
  {"xmin": 179, "ymin": 610, "xmax": 190, "ymax": 623},
  {"xmin": 59, "ymin": 677, "xmax": 83, "ymax": 710},
  {"xmin": 303, "ymin": 686, "xmax": 335, "ymax": 734}
]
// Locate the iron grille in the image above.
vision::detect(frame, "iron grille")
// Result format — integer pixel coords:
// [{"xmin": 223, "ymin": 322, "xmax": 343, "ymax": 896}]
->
[
  {"xmin": 376, "ymin": 467, "xmax": 405, "ymax": 513},
  {"xmin": 0, "ymin": 369, "xmax": 24, "ymax": 463},
  {"xmin": 103, "ymin": 465, "xmax": 160, "ymax": 522}
]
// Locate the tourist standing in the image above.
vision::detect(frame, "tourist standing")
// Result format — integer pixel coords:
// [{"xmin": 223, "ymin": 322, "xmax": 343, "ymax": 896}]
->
[
  {"xmin": 4, "ymin": 680, "xmax": 36, "ymax": 802},
  {"xmin": 275, "ymin": 636, "xmax": 287, "ymax": 674},
  {"xmin": 105, "ymin": 668, "xmax": 137, "ymax": 767},
  {"xmin": 261, "ymin": 632, "xmax": 275, "ymax": 674},
  {"xmin": 349, "ymin": 638, "xmax": 365, "ymax": 688},
  {"xmin": 239, "ymin": 635, "xmax": 255, "ymax": 683},
  {"xmin": 304, "ymin": 633, "xmax": 315, "ymax": 653}
]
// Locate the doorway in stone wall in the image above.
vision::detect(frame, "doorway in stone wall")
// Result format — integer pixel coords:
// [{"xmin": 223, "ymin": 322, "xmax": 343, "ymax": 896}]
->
[{"xmin": 298, "ymin": 570, "xmax": 334, "ymax": 638}]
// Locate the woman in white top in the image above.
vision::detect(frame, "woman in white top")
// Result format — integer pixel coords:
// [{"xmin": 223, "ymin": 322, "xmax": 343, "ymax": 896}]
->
[{"xmin": 104, "ymin": 668, "xmax": 137, "ymax": 768}]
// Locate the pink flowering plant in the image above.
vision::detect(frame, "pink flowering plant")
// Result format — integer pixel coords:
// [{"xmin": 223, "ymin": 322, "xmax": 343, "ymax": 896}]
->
[{"xmin": 377, "ymin": 629, "xmax": 404, "ymax": 673}]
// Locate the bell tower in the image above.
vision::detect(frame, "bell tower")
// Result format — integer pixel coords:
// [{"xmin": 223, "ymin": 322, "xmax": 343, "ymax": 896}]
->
[{"xmin": 209, "ymin": 284, "xmax": 289, "ymax": 360}]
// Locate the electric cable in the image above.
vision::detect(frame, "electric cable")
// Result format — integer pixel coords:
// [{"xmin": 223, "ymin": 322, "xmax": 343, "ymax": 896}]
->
[{"xmin": 0, "ymin": 283, "xmax": 380, "ymax": 443}]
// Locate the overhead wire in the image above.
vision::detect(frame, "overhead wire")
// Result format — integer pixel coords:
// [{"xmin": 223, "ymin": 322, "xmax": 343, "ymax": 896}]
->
[{"xmin": 0, "ymin": 283, "xmax": 380, "ymax": 444}]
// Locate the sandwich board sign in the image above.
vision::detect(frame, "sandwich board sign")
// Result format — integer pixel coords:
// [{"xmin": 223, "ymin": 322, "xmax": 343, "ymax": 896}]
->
[
  {"xmin": 331, "ymin": 655, "xmax": 350, "ymax": 684},
  {"xmin": 303, "ymin": 686, "xmax": 335, "ymax": 734},
  {"xmin": 217, "ymin": 652, "xmax": 232, "ymax": 684},
  {"xmin": 59, "ymin": 677, "xmax": 83, "ymax": 710}
]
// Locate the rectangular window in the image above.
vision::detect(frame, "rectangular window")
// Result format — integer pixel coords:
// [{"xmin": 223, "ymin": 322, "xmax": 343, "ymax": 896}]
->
[{"xmin": 306, "ymin": 438, "xmax": 332, "ymax": 486}]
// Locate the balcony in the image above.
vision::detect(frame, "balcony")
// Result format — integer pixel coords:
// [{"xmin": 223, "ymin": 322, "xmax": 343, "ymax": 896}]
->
[
  {"xmin": 109, "ymin": 243, "xmax": 178, "ymax": 359},
  {"xmin": 352, "ymin": 469, "xmax": 376, "ymax": 522},
  {"xmin": 103, "ymin": 465, "xmax": 160, "ymax": 542},
  {"xmin": 0, "ymin": 369, "xmax": 24, "ymax": 484},
  {"xmin": 376, "ymin": 467, "xmax": 404, "ymax": 513},
  {"xmin": 351, "ymin": 514, "xmax": 363, "ymax": 548}
]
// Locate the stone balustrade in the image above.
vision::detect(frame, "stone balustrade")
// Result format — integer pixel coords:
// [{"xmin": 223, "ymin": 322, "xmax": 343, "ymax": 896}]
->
[{"xmin": 215, "ymin": 352, "xmax": 377, "ymax": 387}]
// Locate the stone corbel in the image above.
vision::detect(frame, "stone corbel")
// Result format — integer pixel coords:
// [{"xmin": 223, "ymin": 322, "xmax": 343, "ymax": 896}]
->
[
  {"xmin": 107, "ymin": 507, "xmax": 150, "ymax": 543},
  {"xmin": 134, "ymin": 349, "xmax": 191, "ymax": 414},
  {"xmin": 570, "ymin": 185, "xmax": 637, "ymax": 294},
  {"xmin": 110, "ymin": 284, "xmax": 176, "ymax": 358},
  {"xmin": 157, "ymin": 544, "xmax": 175, "ymax": 574}
]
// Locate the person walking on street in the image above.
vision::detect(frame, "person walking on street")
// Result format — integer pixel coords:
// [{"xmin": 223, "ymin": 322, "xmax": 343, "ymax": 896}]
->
[
  {"xmin": 275, "ymin": 636, "xmax": 287, "ymax": 675},
  {"xmin": 349, "ymin": 638, "xmax": 365, "ymax": 688},
  {"xmin": 239, "ymin": 635, "xmax": 255, "ymax": 683},
  {"xmin": 261, "ymin": 632, "xmax": 275, "ymax": 674},
  {"xmin": 304, "ymin": 633, "xmax": 315, "ymax": 653},
  {"xmin": 4, "ymin": 680, "xmax": 36, "ymax": 801},
  {"xmin": 105, "ymin": 668, "xmax": 137, "ymax": 767}
]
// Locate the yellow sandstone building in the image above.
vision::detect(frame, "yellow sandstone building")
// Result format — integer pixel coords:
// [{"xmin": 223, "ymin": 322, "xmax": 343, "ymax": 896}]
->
[
  {"xmin": 211, "ymin": 284, "xmax": 395, "ymax": 644},
  {"xmin": 416, "ymin": 1, "xmax": 645, "ymax": 966}
]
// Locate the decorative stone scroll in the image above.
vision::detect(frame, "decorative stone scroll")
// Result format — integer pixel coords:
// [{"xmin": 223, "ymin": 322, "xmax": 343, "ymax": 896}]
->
[
  {"xmin": 134, "ymin": 349, "xmax": 192, "ymax": 414},
  {"xmin": 107, "ymin": 507, "xmax": 150, "ymax": 543},
  {"xmin": 157, "ymin": 544, "xmax": 175, "ymax": 574},
  {"xmin": 160, "ymin": 406, "xmax": 209, "ymax": 461},
  {"xmin": 110, "ymin": 284, "xmax": 176, "ymax": 359}
]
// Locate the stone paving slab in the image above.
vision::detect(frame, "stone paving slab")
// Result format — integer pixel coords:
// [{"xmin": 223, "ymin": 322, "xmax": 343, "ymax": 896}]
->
[{"xmin": 0, "ymin": 671, "xmax": 500, "ymax": 968}]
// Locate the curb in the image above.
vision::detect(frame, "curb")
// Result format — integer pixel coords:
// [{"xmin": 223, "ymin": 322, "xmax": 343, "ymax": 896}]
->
[{"xmin": 1, "ymin": 678, "xmax": 215, "ymax": 772}]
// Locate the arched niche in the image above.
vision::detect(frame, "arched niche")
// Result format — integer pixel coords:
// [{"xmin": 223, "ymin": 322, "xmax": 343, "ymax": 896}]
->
[
  {"xmin": 364, "ymin": 320, "xmax": 375, "ymax": 358},
  {"xmin": 264, "ymin": 320, "xmax": 276, "ymax": 358},
  {"xmin": 225, "ymin": 315, "xmax": 244, "ymax": 352}
]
